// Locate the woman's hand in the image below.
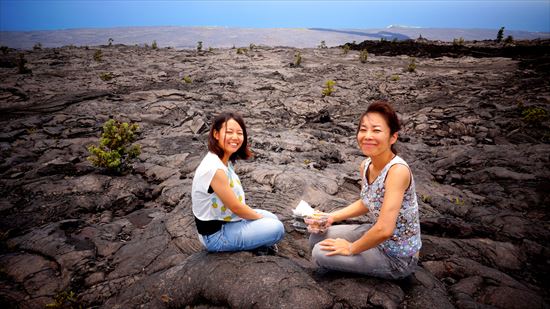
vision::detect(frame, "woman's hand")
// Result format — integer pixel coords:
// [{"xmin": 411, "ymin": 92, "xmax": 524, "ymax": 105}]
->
[
  {"xmin": 319, "ymin": 238, "xmax": 353, "ymax": 256},
  {"xmin": 314, "ymin": 211, "xmax": 334, "ymax": 227},
  {"xmin": 304, "ymin": 211, "xmax": 334, "ymax": 233}
]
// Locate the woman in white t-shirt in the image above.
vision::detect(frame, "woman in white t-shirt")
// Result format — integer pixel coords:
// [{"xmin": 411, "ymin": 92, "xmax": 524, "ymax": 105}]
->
[{"xmin": 192, "ymin": 112, "xmax": 284, "ymax": 252}]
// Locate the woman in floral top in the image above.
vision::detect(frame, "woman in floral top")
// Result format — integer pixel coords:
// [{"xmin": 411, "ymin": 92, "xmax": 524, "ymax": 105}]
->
[{"xmin": 308, "ymin": 100, "xmax": 421, "ymax": 279}]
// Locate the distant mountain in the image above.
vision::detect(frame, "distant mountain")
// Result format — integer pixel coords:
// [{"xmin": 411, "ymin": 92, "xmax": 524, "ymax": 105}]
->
[{"xmin": 1, "ymin": 26, "xmax": 549, "ymax": 49}]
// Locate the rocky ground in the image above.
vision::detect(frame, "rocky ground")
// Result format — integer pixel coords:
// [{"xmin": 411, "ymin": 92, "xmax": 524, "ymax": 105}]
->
[{"xmin": 0, "ymin": 41, "xmax": 549, "ymax": 308}]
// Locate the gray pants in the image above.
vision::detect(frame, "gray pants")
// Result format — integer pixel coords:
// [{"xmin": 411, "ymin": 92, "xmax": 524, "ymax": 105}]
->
[{"xmin": 309, "ymin": 224, "xmax": 418, "ymax": 280}]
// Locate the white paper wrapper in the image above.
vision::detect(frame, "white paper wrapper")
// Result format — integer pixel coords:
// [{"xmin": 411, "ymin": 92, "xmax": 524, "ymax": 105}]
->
[{"xmin": 292, "ymin": 200, "xmax": 314, "ymax": 217}]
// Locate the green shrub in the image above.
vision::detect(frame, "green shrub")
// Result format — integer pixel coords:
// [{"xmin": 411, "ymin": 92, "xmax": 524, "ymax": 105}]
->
[
  {"xmin": 504, "ymin": 35, "xmax": 514, "ymax": 44},
  {"xmin": 522, "ymin": 106, "xmax": 548, "ymax": 125},
  {"xmin": 46, "ymin": 290, "xmax": 82, "ymax": 309},
  {"xmin": 453, "ymin": 37, "xmax": 465, "ymax": 46},
  {"xmin": 197, "ymin": 41, "xmax": 203, "ymax": 52},
  {"xmin": 236, "ymin": 47, "xmax": 247, "ymax": 54},
  {"xmin": 17, "ymin": 53, "xmax": 31, "ymax": 74},
  {"xmin": 497, "ymin": 27, "xmax": 505, "ymax": 42},
  {"xmin": 342, "ymin": 44, "xmax": 350, "ymax": 55},
  {"xmin": 322, "ymin": 80, "xmax": 336, "ymax": 97},
  {"xmin": 182, "ymin": 75, "xmax": 192, "ymax": 83},
  {"xmin": 359, "ymin": 49, "xmax": 368, "ymax": 63},
  {"xmin": 87, "ymin": 119, "xmax": 141, "ymax": 174},
  {"xmin": 294, "ymin": 51, "xmax": 302, "ymax": 67},
  {"xmin": 420, "ymin": 194, "xmax": 432, "ymax": 203},
  {"xmin": 99, "ymin": 72, "xmax": 114, "ymax": 81},
  {"xmin": 0, "ymin": 46, "xmax": 9, "ymax": 54},
  {"xmin": 407, "ymin": 57, "xmax": 416, "ymax": 73},
  {"xmin": 390, "ymin": 74, "xmax": 400, "ymax": 81},
  {"xmin": 451, "ymin": 197, "xmax": 465, "ymax": 206},
  {"xmin": 93, "ymin": 50, "xmax": 103, "ymax": 62},
  {"xmin": 151, "ymin": 40, "xmax": 158, "ymax": 49}
]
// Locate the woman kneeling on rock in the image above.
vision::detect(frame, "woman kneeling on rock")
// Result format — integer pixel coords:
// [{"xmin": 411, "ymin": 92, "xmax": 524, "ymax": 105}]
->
[
  {"xmin": 308, "ymin": 101, "xmax": 421, "ymax": 279},
  {"xmin": 192, "ymin": 112, "xmax": 284, "ymax": 252}
]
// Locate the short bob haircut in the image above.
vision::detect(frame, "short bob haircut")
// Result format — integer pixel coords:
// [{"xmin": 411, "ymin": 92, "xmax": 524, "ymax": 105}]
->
[
  {"xmin": 208, "ymin": 112, "xmax": 252, "ymax": 163},
  {"xmin": 356, "ymin": 100, "xmax": 402, "ymax": 154}
]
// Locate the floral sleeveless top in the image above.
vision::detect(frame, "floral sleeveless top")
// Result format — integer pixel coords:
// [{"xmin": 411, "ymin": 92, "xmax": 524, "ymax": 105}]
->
[{"xmin": 360, "ymin": 156, "xmax": 422, "ymax": 258}]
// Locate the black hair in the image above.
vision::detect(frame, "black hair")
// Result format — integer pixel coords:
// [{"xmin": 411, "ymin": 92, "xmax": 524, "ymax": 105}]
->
[{"xmin": 208, "ymin": 112, "xmax": 252, "ymax": 162}]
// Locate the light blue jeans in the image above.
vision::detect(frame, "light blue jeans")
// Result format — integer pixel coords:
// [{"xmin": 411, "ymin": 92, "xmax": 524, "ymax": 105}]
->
[
  {"xmin": 310, "ymin": 224, "xmax": 418, "ymax": 279},
  {"xmin": 201, "ymin": 209, "xmax": 285, "ymax": 252}
]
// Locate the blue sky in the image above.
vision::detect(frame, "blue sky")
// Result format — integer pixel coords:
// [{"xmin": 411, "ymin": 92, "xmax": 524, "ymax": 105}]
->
[{"xmin": 1, "ymin": 0, "xmax": 549, "ymax": 32}]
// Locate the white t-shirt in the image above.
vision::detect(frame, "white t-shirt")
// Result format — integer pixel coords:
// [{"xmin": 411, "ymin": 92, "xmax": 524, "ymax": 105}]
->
[{"xmin": 191, "ymin": 152, "xmax": 245, "ymax": 222}]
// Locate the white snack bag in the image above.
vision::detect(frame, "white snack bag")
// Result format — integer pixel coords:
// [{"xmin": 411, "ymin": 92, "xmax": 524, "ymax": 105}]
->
[{"xmin": 292, "ymin": 200, "xmax": 315, "ymax": 217}]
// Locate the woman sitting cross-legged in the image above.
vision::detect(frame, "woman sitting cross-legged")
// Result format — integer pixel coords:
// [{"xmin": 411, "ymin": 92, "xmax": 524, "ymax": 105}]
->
[
  {"xmin": 308, "ymin": 100, "xmax": 421, "ymax": 279},
  {"xmin": 191, "ymin": 112, "xmax": 284, "ymax": 253}
]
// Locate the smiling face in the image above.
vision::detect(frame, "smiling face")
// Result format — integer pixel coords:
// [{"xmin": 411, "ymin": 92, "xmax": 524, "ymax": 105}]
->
[
  {"xmin": 214, "ymin": 118, "xmax": 244, "ymax": 162},
  {"xmin": 357, "ymin": 112, "xmax": 398, "ymax": 157}
]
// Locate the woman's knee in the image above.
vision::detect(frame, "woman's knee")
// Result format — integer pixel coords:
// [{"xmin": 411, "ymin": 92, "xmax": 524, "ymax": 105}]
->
[
  {"xmin": 312, "ymin": 244, "xmax": 346, "ymax": 270},
  {"xmin": 311, "ymin": 244, "xmax": 327, "ymax": 266},
  {"xmin": 267, "ymin": 218, "xmax": 285, "ymax": 241},
  {"xmin": 311, "ymin": 244, "xmax": 356, "ymax": 273},
  {"xmin": 309, "ymin": 233, "xmax": 326, "ymax": 249}
]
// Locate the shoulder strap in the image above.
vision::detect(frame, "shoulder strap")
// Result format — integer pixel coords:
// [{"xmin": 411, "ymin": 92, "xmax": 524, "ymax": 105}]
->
[{"xmin": 362, "ymin": 158, "xmax": 371, "ymax": 181}]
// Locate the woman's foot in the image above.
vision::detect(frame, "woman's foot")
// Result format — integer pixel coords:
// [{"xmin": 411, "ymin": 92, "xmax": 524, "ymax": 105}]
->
[{"xmin": 252, "ymin": 244, "xmax": 278, "ymax": 256}]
